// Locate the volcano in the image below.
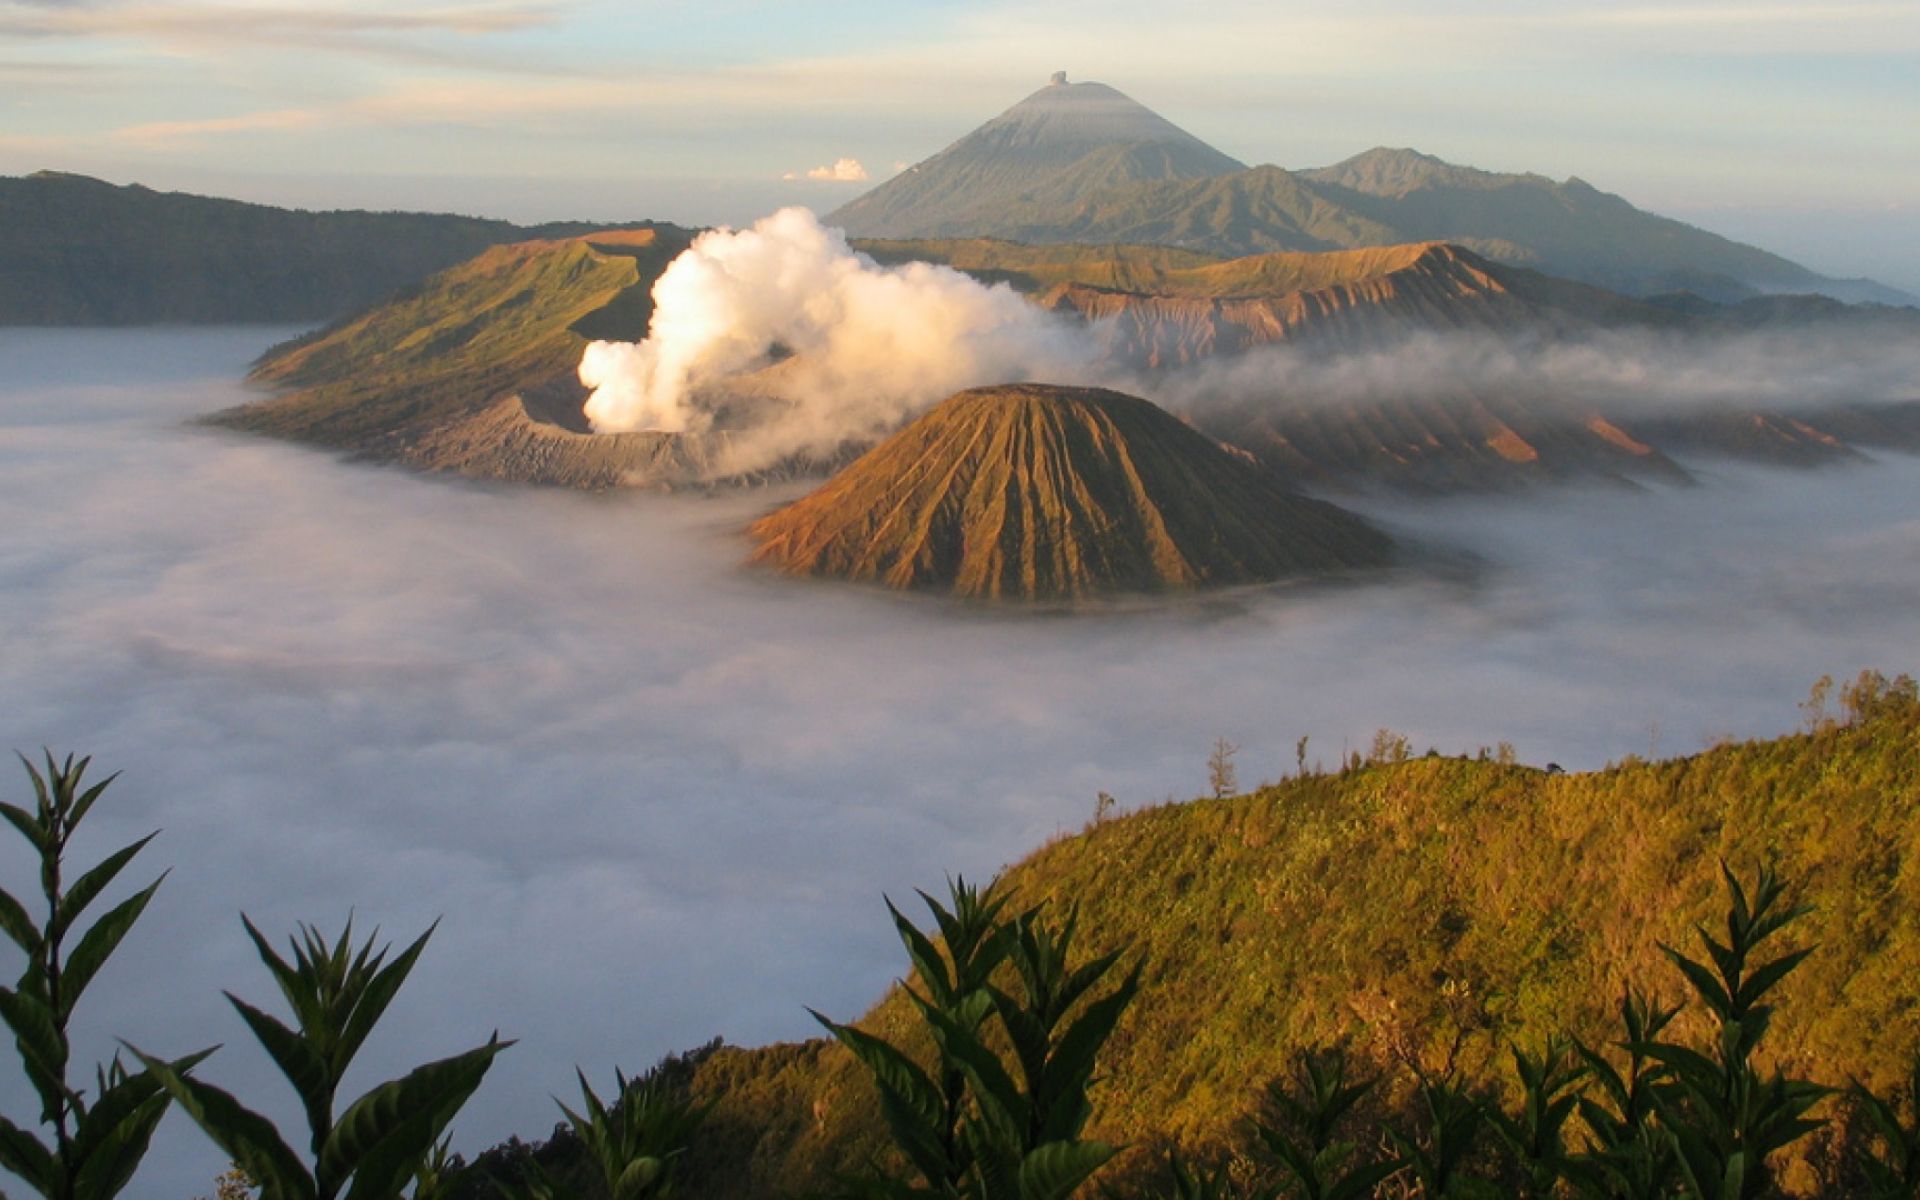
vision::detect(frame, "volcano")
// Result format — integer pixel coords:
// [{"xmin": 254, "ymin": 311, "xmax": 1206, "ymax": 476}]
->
[
  {"xmin": 746, "ymin": 384, "xmax": 1391, "ymax": 601},
  {"xmin": 827, "ymin": 75, "xmax": 1243, "ymax": 239}
]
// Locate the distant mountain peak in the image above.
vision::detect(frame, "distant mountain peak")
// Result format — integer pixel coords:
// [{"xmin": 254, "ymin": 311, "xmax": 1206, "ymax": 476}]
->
[
  {"xmin": 1302, "ymin": 147, "xmax": 1545, "ymax": 197},
  {"xmin": 827, "ymin": 79, "xmax": 1242, "ymax": 238}
]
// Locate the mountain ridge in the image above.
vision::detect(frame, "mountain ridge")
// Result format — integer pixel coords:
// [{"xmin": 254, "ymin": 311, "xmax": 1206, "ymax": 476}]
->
[
  {"xmin": 0, "ymin": 171, "xmax": 640, "ymax": 325},
  {"xmin": 828, "ymin": 85, "xmax": 1913, "ymax": 305}
]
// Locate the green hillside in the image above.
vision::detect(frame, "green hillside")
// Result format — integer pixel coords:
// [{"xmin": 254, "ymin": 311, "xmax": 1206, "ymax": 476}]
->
[
  {"xmin": 0, "ymin": 171, "xmax": 615, "ymax": 326},
  {"xmin": 217, "ymin": 227, "xmax": 689, "ymax": 451},
  {"xmin": 671, "ymin": 678, "xmax": 1920, "ymax": 1197}
]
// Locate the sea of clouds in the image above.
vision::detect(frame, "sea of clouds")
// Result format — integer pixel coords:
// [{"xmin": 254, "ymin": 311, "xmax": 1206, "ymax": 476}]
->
[{"xmin": 5, "ymin": 327, "xmax": 1920, "ymax": 1195}]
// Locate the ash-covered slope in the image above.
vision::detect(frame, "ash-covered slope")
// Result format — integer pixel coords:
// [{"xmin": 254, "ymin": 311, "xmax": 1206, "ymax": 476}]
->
[
  {"xmin": 828, "ymin": 76, "xmax": 1243, "ymax": 239},
  {"xmin": 746, "ymin": 384, "xmax": 1391, "ymax": 600}
]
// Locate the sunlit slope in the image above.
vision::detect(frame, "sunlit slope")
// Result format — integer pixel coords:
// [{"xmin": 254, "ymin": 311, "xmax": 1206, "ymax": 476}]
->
[
  {"xmin": 746, "ymin": 384, "xmax": 1392, "ymax": 600},
  {"xmin": 680, "ymin": 699, "xmax": 1920, "ymax": 1196},
  {"xmin": 0, "ymin": 171, "xmax": 606, "ymax": 325},
  {"xmin": 1038, "ymin": 242, "xmax": 1677, "ymax": 365},
  {"xmin": 214, "ymin": 229, "xmax": 696, "ymax": 482}
]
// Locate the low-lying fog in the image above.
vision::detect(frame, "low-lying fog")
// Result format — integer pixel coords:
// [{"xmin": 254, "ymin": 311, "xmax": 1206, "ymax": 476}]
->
[{"xmin": 4, "ymin": 328, "xmax": 1918, "ymax": 1194}]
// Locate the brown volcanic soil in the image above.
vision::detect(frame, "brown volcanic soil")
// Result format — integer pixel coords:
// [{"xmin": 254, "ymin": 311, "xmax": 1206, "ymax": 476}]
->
[
  {"xmin": 1039, "ymin": 242, "xmax": 1672, "ymax": 367},
  {"xmin": 746, "ymin": 384, "xmax": 1392, "ymax": 601}
]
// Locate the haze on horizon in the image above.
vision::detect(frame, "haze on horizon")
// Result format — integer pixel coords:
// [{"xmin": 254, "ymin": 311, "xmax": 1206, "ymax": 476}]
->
[{"xmin": 0, "ymin": 0, "xmax": 1916, "ymax": 293}]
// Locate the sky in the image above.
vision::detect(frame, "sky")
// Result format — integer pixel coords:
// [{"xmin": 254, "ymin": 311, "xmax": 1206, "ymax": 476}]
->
[
  {"xmin": 7, "ymin": 327, "xmax": 1920, "ymax": 1194},
  {"xmin": 1, "ymin": 0, "xmax": 1917, "ymax": 290}
]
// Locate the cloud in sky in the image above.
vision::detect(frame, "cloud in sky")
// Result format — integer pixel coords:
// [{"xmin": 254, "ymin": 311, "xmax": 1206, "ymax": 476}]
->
[
  {"xmin": 781, "ymin": 155, "xmax": 867, "ymax": 182},
  {"xmin": 0, "ymin": 0, "xmax": 1917, "ymax": 286}
]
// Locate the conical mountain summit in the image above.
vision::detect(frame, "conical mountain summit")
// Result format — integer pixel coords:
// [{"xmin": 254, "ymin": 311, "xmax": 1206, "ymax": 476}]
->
[
  {"xmin": 828, "ymin": 75, "xmax": 1243, "ymax": 238},
  {"xmin": 746, "ymin": 383, "xmax": 1391, "ymax": 601}
]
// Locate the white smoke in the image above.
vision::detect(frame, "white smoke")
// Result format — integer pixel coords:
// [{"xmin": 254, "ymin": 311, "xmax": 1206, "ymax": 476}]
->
[
  {"xmin": 578, "ymin": 208, "xmax": 1097, "ymax": 472},
  {"xmin": 1153, "ymin": 325, "xmax": 1920, "ymax": 420}
]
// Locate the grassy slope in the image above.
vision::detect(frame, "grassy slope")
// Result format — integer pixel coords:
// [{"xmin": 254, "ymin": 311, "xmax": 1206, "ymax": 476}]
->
[
  {"xmin": 679, "ymin": 702, "xmax": 1920, "ymax": 1196},
  {"xmin": 217, "ymin": 229, "xmax": 687, "ymax": 447},
  {"xmin": 0, "ymin": 171, "xmax": 609, "ymax": 325},
  {"xmin": 745, "ymin": 384, "xmax": 1393, "ymax": 600}
]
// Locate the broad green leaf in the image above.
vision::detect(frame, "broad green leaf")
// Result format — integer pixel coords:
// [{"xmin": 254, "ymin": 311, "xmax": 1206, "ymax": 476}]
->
[
  {"xmin": 227, "ymin": 993, "xmax": 334, "ymax": 1156},
  {"xmin": 51, "ymin": 835, "xmax": 157, "ymax": 943},
  {"xmin": 0, "ymin": 800, "xmax": 46, "ymax": 854},
  {"xmin": 69, "ymin": 1089, "xmax": 170, "ymax": 1200},
  {"xmin": 130, "ymin": 1046, "xmax": 317, "ymax": 1200},
  {"xmin": 1035, "ymin": 965, "xmax": 1138, "ymax": 1137},
  {"xmin": 59, "ymin": 878, "xmax": 164, "ymax": 1021},
  {"xmin": 0, "ymin": 985, "xmax": 68, "ymax": 1120},
  {"xmin": 1734, "ymin": 948, "xmax": 1813, "ymax": 1011},
  {"xmin": 326, "ymin": 1037, "xmax": 509, "ymax": 1200},
  {"xmin": 242, "ymin": 916, "xmax": 322, "ymax": 1034},
  {"xmin": 0, "ymin": 1112, "xmax": 53, "ymax": 1192},
  {"xmin": 334, "ymin": 923, "xmax": 434, "ymax": 1078},
  {"xmin": 1659, "ymin": 945, "xmax": 1733, "ymax": 1017},
  {"xmin": 1016, "ymin": 1139, "xmax": 1113, "ymax": 1200},
  {"xmin": 70, "ymin": 1047, "xmax": 214, "ymax": 1168},
  {"xmin": 0, "ymin": 887, "xmax": 39, "ymax": 956},
  {"xmin": 888, "ymin": 897, "xmax": 953, "ymax": 1007}
]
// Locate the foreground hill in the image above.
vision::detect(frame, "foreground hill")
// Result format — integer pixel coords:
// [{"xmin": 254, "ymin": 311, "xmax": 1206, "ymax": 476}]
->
[
  {"xmin": 746, "ymin": 384, "xmax": 1392, "ymax": 600},
  {"xmin": 669, "ymin": 686, "xmax": 1920, "ymax": 1197},
  {"xmin": 828, "ymin": 80, "xmax": 1909, "ymax": 304},
  {"xmin": 0, "ymin": 171, "xmax": 622, "ymax": 325}
]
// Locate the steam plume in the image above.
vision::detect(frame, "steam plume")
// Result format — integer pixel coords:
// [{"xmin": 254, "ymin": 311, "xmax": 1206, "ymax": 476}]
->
[{"xmin": 578, "ymin": 208, "xmax": 1095, "ymax": 471}]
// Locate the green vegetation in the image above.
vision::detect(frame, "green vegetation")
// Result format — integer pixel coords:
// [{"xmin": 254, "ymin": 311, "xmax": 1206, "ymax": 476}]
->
[
  {"xmin": 9, "ymin": 673, "xmax": 1920, "ymax": 1198},
  {"xmin": 813, "ymin": 879, "xmax": 1140, "ymax": 1198},
  {"xmin": 674, "ymin": 674, "xmax": 1920, "ymax": 1196},
  {"xmin": 746, "ymin": 383, "xmax": 1393, "ymax": 600},
  {"xmin": 131, "ymin": 919, "xmax": 509, "ymax": 1200},
  {"xmin": 0, "ymin": 753, "xmax": 205, "ymax": 1200},
  {"xmin": 498, "ymin": 1071, "xmax": 707, "ymax": 1200},
  {"xmin": 225, "ymin": 229, "xmax": 688, "ymax": 449},
  {"xmin": 0, "ymin": 172, "xmax": 621, "ymax": 326}
]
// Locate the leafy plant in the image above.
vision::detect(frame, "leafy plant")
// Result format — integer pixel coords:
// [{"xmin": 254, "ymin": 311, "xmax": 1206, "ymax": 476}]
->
[
  {"xmin": 816, "ymin": 878, "xmax": 1140, "ymax": 1199},
  {"xmin": 1383, "ymin": 1076, "xmax": 1489, "ymax": 1198},
  {"xmin": 131, "ymin": 917, "xmax": 510, "ymax": 1200},
  {"xmin": 1633, "ymin": 863, "xmax": 1829, "ymax": 1200},
  {"xmin": 1568, "ymin": 990, "xmax": 1682, "ymax": 1200},
  {"xmin": 813, "ymin": 876, "xmax": 1015, "ymax": 1194},
  {"xmin": 1252, "ymin": 1049, "xmax": 1398, "ymax": 1200},
  {"xmin": 503, "ymin": 1070, "xmax": 706, "ymax": 1200},
  {"xmin": 0, "ymin": 751, "xmax": 209, "ymax": 1200},
  {"xmin": 1487, "ymin": 1038, "xmax": 1585, "ymax": 1195},
  {"xmin": 1150, "ymin": 1151, "xmax": 1250, "ymax": 1200},
  {"xmin": 1847, "ymin": 1050, "xmax": 1920, "ymax": 1200}
]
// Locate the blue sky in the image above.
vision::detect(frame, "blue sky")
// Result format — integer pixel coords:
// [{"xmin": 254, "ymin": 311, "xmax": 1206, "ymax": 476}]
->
[{"xmin": 2, "ymin": 0, "xmax": 1917, "ymax": 289}]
